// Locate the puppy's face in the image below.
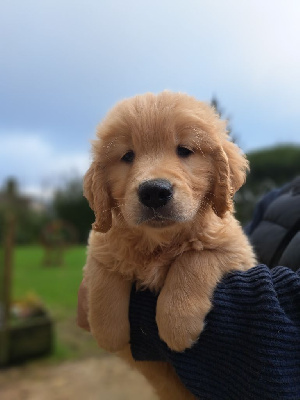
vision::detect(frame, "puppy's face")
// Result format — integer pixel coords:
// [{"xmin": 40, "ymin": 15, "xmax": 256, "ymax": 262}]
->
[
  {"xmin": 84, "ymin": 92, "xmax": 248, "ymax": 233},
  {"xmin": 108, "ymin": 130, "xmax": 213, "ymax": 230}
]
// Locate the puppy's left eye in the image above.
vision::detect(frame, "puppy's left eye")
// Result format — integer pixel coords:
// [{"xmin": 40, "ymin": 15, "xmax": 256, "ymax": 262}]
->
[
  {"xmin": 121, "ymin": 150, "xmax": 135, "ymax": 163},
  {"xmin": 177, "ymin": 146, "xmax": 194, "ymax": 158}
]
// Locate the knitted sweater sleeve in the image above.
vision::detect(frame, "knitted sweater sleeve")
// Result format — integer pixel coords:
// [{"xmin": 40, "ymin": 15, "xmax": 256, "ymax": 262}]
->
[{"xmin": 129, "ymin": 265, "xmax": 300, "ymax": 400}]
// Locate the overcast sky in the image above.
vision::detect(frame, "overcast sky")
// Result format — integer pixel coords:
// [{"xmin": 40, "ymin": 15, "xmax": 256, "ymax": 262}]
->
[{"xmin": 1, "ymin": 0, "xmax": 300, "ymax": 198}]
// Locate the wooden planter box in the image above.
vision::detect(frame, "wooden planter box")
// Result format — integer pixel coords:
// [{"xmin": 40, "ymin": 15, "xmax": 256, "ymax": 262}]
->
[{"xmin": 0, "ymin": 313, "xmax": 53, "ymax": 367}]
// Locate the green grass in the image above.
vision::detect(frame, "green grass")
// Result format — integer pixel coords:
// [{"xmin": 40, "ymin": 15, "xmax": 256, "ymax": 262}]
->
[
  {"xmin": 10, "ymin": 245, "xmax": 101, "ymax": 362},
  {"xmin": 13, "ymin": 245, "xmax": 86, "ymax": 317}
]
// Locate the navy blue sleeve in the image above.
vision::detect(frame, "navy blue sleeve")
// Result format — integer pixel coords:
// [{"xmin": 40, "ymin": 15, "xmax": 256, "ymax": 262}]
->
[{"xmin": 129, "ymin": 265, "xmax": 300, "ymax": 400}]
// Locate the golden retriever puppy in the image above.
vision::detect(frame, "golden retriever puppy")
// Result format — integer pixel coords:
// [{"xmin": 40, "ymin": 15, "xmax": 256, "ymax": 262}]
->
[{"xmin": 83, "ymin": 91, "xmax": 256, "ymax": 400}]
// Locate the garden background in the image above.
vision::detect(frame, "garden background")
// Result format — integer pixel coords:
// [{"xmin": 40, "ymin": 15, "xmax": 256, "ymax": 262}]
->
[{"xmin": 1, "ymin": 1, "xmax": 300, "ymax": 399}]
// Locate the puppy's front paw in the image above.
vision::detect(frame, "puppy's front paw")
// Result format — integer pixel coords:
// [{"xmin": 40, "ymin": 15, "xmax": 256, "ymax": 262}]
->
[
  {"xmin": 90, "ymin": 318, "xmax": 130, "ymax": 353},
  {"xmin": 156, "ymin": 293, "xmax": 211, "ymax": 352}
]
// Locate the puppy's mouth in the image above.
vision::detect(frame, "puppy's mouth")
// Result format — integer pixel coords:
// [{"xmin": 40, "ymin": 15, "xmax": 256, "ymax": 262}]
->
[{"xmin": 138, "ymin": 210, "xmax": 177, "ymax": 228}]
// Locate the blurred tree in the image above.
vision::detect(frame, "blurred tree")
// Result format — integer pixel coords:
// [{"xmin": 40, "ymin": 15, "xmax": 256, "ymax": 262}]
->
[
  {"xmin": 211, "ymin": 97, "xmax": 238, "ymax": 143},
  {"xmin": 0, "ymin": 178, "xmax": 50, "ymax": 244},
  {"xmin": 52, "ymin": 178, "xmax": 94, "ymax": 243},
  {"xmin": 40, "ymin": 219, "xmax": 78, "ymax": 266},
  {"xmin": 235, "ymin": 144, "xmax": 300, "ymax": 224},
  {"xmin": 247, "ymin": 145, "xmax": 300, "ymax": 189}
]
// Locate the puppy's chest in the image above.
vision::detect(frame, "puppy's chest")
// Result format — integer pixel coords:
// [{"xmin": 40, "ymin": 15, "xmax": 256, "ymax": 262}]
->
[
  {"xmin": 91, "ymin": 231, "xmax": 204, "ymax": 291},
  {"xmin": 109, "ymin": 250, "xmax": 173, "ymax": 291},
  {"xmin": 106, "ymin": 239, "xmax": 203, "ymax": 290}
]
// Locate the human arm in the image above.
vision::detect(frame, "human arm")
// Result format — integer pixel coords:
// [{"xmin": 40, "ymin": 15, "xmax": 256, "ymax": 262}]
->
[{"xmin": 130, "ymin": 265, "xmax": 300, "ymax": 400}]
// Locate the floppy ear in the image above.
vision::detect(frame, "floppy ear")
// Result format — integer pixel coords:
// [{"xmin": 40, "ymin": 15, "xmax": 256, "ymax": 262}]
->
[
  {"xmin": 212, "ymin": 141, "xmax": 248, "ymax": 218},
  {"xmin": 212, "ymin": 146, "xmax": 232, "ymax": 218},
  {"xmin": 83, "ymin": 162, "xmax": 112, "ymax": 233}
]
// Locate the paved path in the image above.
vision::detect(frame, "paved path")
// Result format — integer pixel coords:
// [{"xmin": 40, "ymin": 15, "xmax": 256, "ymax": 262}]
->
[{"xmin": 0, "ymin": 355, "xmax": 158, "ymax": 400}]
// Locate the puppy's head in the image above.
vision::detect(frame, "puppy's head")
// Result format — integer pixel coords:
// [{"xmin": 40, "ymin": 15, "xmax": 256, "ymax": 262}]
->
[{"xmin": 84, "ymin": 92, "xmax": 248, "ymax": 233}]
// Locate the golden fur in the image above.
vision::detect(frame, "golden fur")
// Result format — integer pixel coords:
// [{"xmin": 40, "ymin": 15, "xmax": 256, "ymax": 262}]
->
[{"xmin": 83, "ymin": 91, "xmax": 256, "ymax": 399}]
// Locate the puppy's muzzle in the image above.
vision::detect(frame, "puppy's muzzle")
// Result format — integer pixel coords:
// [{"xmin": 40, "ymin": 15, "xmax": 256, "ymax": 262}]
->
[{"xmin": 138, "ymin": 179, "xmax": 173, "ymax": 209}]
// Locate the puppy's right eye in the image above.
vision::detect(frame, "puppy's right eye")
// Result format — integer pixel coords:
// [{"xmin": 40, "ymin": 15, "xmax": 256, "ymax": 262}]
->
[
  {"xmin": 121, "ymin": 150, "xmax": 135, "ymax": 163},
  {"xmin": 177, "ymin": 146, "xmax": 194, "ymax": 158}
]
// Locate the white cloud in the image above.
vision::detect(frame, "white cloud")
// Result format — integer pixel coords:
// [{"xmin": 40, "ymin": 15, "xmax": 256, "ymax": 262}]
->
[
  {"xmin": 0, "ymin": 132, "xmax": 90, "ymax": 198},
  {"xmin": 1, "ymin": 133, "xmax": 51, "ymax": 157}
]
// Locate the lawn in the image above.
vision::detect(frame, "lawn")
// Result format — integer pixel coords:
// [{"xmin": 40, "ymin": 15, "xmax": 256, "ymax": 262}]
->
[
  {"xmin": 13, "ymin": 245, "xmax": 86, "ymax": 316},
  {"xmin": 11, "ymin": 245, "xmax": 101, "ymax": 362}
]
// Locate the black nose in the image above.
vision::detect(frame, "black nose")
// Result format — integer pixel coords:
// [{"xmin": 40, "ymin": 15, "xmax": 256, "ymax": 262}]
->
[{"xmin": 138, "ymin": 179, "xmax": 173, "ymax": 209}]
